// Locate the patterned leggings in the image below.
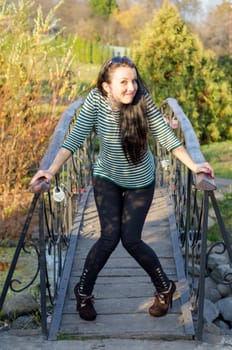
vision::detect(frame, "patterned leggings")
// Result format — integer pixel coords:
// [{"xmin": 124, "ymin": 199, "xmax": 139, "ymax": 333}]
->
[{"xmin": 78, "ymin": 176, "xmax": 170, "ymax": 295}]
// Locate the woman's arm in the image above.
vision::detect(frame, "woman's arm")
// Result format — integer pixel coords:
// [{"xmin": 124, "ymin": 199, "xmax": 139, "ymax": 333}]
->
[
  {"xmin": 29, "ymin": 90, "xmax": 99, "ymax": 192},
  {"xmin": 29, "ymin": 148, "xmax": 71, "ymax": 190},
  {"xmin": 172, "ymin": 145, "xmax": 214, "ymax": 178}
]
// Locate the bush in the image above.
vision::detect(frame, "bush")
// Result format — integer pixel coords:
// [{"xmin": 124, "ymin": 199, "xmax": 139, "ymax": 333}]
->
[{"xmin": 0, "ymin": 0, "xmax": 82, "ymax": 229}]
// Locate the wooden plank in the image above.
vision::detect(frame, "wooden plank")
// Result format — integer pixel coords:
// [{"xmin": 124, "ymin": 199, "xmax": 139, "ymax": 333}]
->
[
  {"xmin": 59, "ymin": 313, "xmax": 187, "ymax": 339},
  {"xmin": 162, "ymin": 187, "xmax": 195, "ymax": 337},
  {"xmin": 70, "ymin": 267, "xmax": 177, "ymax": 279},
  {"xmin": 69, "ymin": 274, "xmax": 177, "ymax": 288},
  {"xmin": 63, "ymin": 296, "xmax": 181, "ymax": 315},
  {"xmin": 72, "ymin": 256, "xmax": 176, "ymax": 270},
  {"xmin": 68, "ymin": 280, "xmax": 173, "ymax": 299},
  {"xmin": 74, "ymin": 237, "xmax": 173, "ymax": 258}
]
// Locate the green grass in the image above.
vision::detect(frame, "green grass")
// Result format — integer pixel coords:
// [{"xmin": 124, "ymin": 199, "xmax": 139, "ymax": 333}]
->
[
  {"xmin": 201, "ymin": 141, "xmax": 232, "ymax": 179},
  {"xmin": 73, "ymin": 63, "xmax": 101, "ymax": 83},
  {"xmin": 208, "ymin": 192, "xmax": 232, "ymax": 242},
  {"xmin": 200, "ymin": 141, "xmax": 232, "ymax": 242}
]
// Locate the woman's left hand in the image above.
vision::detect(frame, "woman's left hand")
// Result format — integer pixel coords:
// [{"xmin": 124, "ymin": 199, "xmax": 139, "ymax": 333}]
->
[{"xmin": 194, "ymin": 162, "xmax": 215, "ymax": 178}]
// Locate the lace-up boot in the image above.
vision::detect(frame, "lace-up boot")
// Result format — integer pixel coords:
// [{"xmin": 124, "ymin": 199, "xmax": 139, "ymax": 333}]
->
[
  {"xmin": 149, "ymin": 280, "xmax": 176, "ymax": 317},
  {"xmin": 74, "ymin": 283, "xmax": 97, "ymax": 321}
]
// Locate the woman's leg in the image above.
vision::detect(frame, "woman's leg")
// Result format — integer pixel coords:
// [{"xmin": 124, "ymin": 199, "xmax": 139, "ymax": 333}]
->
[
  {"xmin": 120, "ymin": 182, "xmax": 171, "ymax": 293},
  {"xmin": 78, "ymin": 176, "xmax": 123, "ymax": 295}
]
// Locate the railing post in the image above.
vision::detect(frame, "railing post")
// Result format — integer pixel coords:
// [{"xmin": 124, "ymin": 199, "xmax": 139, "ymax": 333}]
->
[
  {"xmin": 196, "ymin": 191, "xmax": 209, "ymax": 340},
  {"xmin": 184, "ymin": 169, "xmax": 192, "ymax": 277},
  {"xmin": 39, "ymin": 195, "xmax": 48, "ymax": 338}
]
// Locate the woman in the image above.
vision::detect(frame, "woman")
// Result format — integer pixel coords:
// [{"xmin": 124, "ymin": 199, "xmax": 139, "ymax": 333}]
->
[{"xmin": 30, "ymin": 56, "xmax": 214, "ymax": 321}]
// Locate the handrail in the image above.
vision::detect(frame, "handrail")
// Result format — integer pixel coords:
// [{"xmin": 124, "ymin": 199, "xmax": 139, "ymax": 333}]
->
[
  {"xmin": 165, "ymin": 98, "xmax": 216, "ymax": 192},
  {"xmin": 158, "ymin": 98, "xmax": 232, "ymax": 340},
  {"xmin": 40, "ymin": 99, "xmax": 84, "ymax": 170}
]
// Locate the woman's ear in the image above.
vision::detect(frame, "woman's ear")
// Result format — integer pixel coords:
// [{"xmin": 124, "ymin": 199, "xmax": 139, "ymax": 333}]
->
[{"xmin": 102, "ymin": 82, "xmax": 110, "ymax": 95}]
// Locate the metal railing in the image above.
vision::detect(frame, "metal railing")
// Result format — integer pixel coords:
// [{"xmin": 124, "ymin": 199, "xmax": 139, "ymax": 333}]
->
[
  {"xmin": 157, "ymin": 98, "xmax": 232, "ymax": 340},
  {"xmin": 0, "ymin": 98, "xmax": 97, "ymax": 337}
]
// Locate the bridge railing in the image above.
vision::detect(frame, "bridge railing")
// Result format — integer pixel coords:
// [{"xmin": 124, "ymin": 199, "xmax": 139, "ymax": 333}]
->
[
  {"xmin": 156, "ymin": 98, "xmax": 232, "ymax": 340},
  {"xmin": 0, "ymin": 98, "xmax": 96, "ymax": 337}
]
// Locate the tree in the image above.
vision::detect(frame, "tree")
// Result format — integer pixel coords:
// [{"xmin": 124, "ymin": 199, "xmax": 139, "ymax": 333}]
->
[
  {"xmin": 132, "ymin": 2, "xmax": 232, "ymax": 142},
  {"xmin": 198, "ymin": 1, "xmax": 232, "ymax": 56},
  {"xmin": 112, "ymin": 3, "xmax": 145, "ymax": 39},
  {"xmin": 88, "ymin": 0, "xmax": 118, "ymax": 18},
  {"xmin": 132, "ymin": 3, "xmax": 204, "ymax": 101}
]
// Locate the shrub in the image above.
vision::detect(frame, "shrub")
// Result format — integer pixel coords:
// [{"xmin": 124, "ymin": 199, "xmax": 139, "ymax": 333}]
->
[{"xmin": 0, "ymin": 0, "xmax": 81, "ymax": 229}]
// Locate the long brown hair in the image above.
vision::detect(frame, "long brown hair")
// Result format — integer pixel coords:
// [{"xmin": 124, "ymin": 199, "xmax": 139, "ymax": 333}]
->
[{"xmin": 97, "ymin": 56, "xmax": 148, "ymax": 165}]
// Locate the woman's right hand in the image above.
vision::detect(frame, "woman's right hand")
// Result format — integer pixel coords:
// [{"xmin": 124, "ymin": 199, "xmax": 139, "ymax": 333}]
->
[
  {"xmin": 29, "ymin": 170, "xmax": 53, "ymax": 193},
  {"xmin": 29, "ymin": 148, "xmax": 71, "ymax": 193}
]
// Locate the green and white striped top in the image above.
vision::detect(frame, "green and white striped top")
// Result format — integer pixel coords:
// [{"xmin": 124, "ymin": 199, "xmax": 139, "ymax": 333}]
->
[{"xmin": 62, "ymin": 88, "xmax": 182, "ymax": 189}]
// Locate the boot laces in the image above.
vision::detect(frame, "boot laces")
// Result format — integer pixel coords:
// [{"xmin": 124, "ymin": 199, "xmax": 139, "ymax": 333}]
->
[
  {"xmin": 80, "ymin": 294, "xmax": 95, "ymax": 308},
  {"xmin": 156, "ymin": 292, "xmax": 167, "ymax": 304}
]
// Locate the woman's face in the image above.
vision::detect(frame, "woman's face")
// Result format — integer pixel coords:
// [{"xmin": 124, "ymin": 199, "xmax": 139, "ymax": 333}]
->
[{"xmin": 102, "ymin": 66, "xmax": 138, "ymax": 107}]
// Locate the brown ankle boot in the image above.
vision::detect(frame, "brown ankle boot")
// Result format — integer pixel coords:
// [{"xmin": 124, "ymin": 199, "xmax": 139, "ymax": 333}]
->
[
  {"xmin": 149, "ymin": 281, "xmax": 176, "ymax": 317},
  {"xmin": 74, "ymin": 283, "xmax": 97, "ymax": 321}
]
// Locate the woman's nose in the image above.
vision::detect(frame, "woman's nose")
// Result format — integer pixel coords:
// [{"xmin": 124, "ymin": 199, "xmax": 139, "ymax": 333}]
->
[{"xmin": 128, "ymin": 81, "xmax": 135, "ymax": 91}]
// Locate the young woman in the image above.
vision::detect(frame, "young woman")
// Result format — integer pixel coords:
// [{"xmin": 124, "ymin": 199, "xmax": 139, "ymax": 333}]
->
[{"xmin": 30, "ymin": 56, "xmax": 214, "ymax": 321}]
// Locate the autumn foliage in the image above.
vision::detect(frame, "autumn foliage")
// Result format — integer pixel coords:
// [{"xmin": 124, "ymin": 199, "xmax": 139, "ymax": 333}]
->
[{"xmin": 0, "ymin": 0, "xmax": 81, "ymax": 237}]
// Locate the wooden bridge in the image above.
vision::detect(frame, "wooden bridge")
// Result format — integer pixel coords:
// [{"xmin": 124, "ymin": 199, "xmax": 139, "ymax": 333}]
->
[
  {"xmin": 48, "ymin": 186, "xmax": 194, "ymax": 340},
  {"xmin": 1, "ymin": 97, "xmax": 230, "ymax": 344}
]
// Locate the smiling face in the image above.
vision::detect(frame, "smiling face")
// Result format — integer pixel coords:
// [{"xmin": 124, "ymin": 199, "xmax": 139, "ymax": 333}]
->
[{"xmin": 102, "ymin": 66, "xmax": 138, "ymax": 108}]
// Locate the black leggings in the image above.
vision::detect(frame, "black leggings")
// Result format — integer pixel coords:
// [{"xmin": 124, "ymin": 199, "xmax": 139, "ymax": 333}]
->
[{"xmin": 78, "ymin": 176, "xmax": 170, "ymax": 295}]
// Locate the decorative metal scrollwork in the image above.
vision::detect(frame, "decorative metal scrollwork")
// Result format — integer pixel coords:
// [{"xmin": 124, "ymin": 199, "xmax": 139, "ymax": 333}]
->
[{"xmin": 10, "ymin": 241, "xmax": 40, "ymax": 293}]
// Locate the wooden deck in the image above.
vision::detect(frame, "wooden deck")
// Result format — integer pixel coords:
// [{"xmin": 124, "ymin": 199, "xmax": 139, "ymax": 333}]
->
[{"xmin": 49, "ymin": 187, "xmax": 195, "ymax": 340}]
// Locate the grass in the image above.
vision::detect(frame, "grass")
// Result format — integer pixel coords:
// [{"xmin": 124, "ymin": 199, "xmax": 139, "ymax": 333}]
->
[
  {"xmin": 201, "ymin": 141, "xmax": 232, "ymax": 179},
  {"xmin": 200, "ymin": 141, "xmax": 232, "ymax": 242},
  {"xmin": 74, "ymin": 63, "xmax": 100, "ymax": 83},
  {"xmin": 207, "ymin": 192, "xmax": 232, "ymax": 242}
]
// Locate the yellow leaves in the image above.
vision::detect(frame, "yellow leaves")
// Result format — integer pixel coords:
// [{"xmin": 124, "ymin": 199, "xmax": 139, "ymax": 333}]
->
[
  {"xmin": 112, "ymin": 4, "xmax": 142, "ymax": 33},
  {"xmin": 90, "ymin": 79, "xmax": 97, "ymax": 87},
  {"xmin": 207, "ymin": 123, "xmax": 221, "ymax": 142},
  {"xmin": 59, "ymin": 80, "xmax": 70, "ymax": 97},
  {"xmin": 33, "ymin": 0, "xmax": 63, "ymax": 38}
]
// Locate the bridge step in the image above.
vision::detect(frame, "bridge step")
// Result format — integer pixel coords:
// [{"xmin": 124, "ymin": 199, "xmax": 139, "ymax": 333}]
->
[{"xmin": 53, "ymin": 188, "xmax": 194, "ymax": 340}]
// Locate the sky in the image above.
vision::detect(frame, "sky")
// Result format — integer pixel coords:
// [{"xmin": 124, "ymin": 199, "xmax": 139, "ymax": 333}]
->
[
  {"xmin": 202, "ymin": 0, "xmax": 224, "ymax": 10},
  {"xmin": 200, "ymin": 0, "xmax": 225, "ymax": 18}
]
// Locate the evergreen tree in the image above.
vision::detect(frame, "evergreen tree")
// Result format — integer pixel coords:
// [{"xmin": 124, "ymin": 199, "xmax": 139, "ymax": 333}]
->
[
  {"xmin": 88, "ymin": 0, "xmax": 118, "ymax": 18},
  {"xmin": 132, "ymin": 2, "xmax": 232, "ymax": 142}
]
